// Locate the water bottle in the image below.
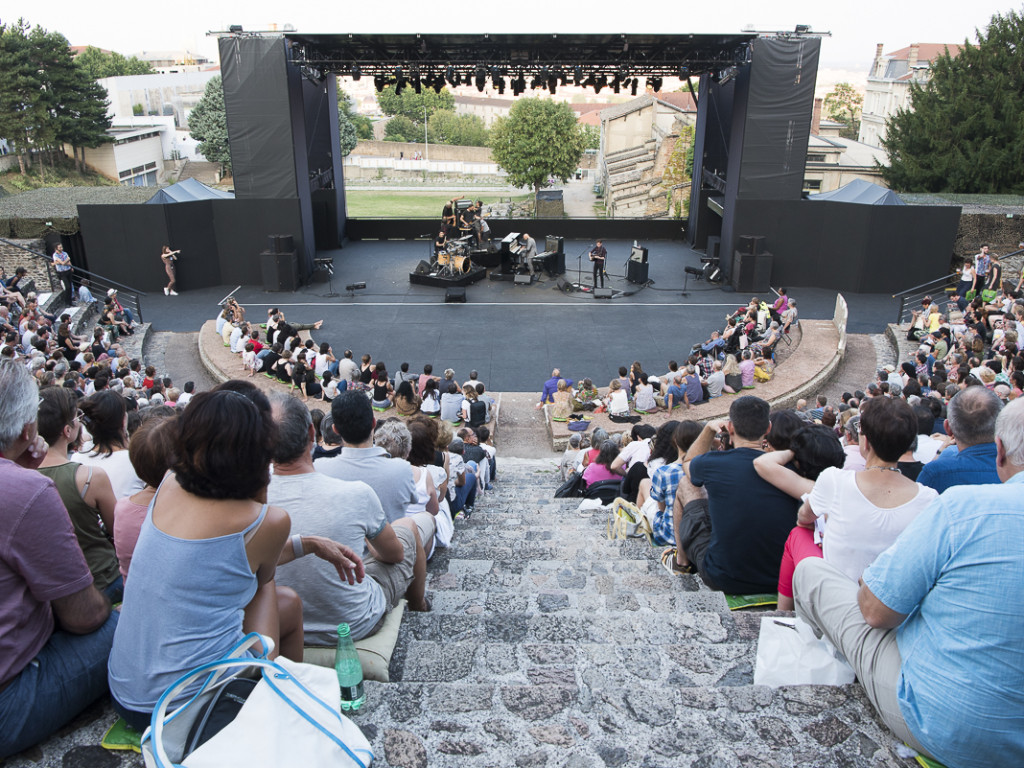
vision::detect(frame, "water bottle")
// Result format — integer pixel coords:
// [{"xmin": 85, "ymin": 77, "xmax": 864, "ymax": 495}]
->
[{"xmin": 334, "ymin": 623, "xmax": 365, "ymax": 712}]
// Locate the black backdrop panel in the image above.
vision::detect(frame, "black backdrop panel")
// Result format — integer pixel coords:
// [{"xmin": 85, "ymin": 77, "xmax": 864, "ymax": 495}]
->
[
  {"xmin": 738, "ymin": 38, "xmax": 819, "ymax": 201},
  {"xmin": 219, "ymin": 37, "xmax": 296, "ymax": 200},
  {"xmin": 730, "ymin": 199, "xmax": 958, "ymax": 294},
  {"xmin": 164, "ymin": 201, "xmax": 221, "ymax": 290},
  {"xmin": 212, "ymin": 199, "xmax": 305, "ymax": 286},
  {"xmin": 345, "ymin": 218, "xmax": 684, "ymax": 242},
  {"xmin": 78, "ymin": 204, "xmax": 170, "ymax": 291}
]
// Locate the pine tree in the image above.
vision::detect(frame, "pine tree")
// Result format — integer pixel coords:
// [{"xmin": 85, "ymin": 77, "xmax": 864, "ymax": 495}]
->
[
  {"xmin": 881, "ymin": 9, "xmax": 1024, "ymax": 193},
  {"xmin": 188, "ymin": 76, "xmax": 231, "ymax": 173},
  {"xmin": 0, "ymin": 19, "xmax": 47, "ymax": 174}
]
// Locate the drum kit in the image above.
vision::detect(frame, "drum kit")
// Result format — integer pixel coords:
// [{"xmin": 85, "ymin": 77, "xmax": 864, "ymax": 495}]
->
[{"xmin": 433, "ymin": 235, "xmax": 473, "ymax": 276}]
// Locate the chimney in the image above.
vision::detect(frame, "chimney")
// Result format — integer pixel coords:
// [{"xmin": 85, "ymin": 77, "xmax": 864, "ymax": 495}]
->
[
  {"xmin": 908, "ymin": 43, "xmax": 920, "ymax": 69},
  {"xmin": 812, "ymin": 98, "xmax": 822, "ymax": 135},
  {"xmin": 873, "ymin": 43, "xmax": 884, "ymax": 77}
]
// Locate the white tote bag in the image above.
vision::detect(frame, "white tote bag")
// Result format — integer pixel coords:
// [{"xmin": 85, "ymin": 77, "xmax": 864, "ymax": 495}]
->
[
  {"xmin": 753, "ymin": 617, "xmax": 856, "ymax": 688},
  {"xmin": 142, "ymin": 634, "xmax": 373, "ymax": 768}
]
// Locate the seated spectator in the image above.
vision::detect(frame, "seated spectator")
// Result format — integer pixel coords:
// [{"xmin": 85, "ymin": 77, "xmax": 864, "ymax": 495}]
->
[
  {"xmin": 664, "ymin": 374, "xmax": 686, "ymax": 411},
  {"xmin": 537, "ymin": 368, "xmax": 571, "ymax": 408},
  {"xmin": 394, "ymin": 379, "xmax": 421, "ymax": 416},
  {"xmin": 420, "ymin": 378, "xmax": 441, "ymax": 416},
  {"xmin": 439, "ymin": 381, "xmax": 463, "ymax": 423},
  {"xmin": 582, "ymin": 440, "xmax": 620, "ymax": 488},
  {"xmin": 581, "ymin": 427, "xmax": 608, "ymax": 468},
  {"xmin": 793, "ymin": 396, "xmax": 1024, "ymax": 768},
  {"xmin": 108, "ymin": 384, "xmax": 362, "ymax": 731},
  {"xmin": 0, "ymin": 360, "xmax": 117, "ymax": 760},
  {"xmin": 371, "ymin": 364, "xmax": 394, "ymax": 409},
  {"xmin": 549, "ymin": 379, "xmax": 573, "ymax": 420},
  {"xmin": 465, "ymin": 385, "xmax": 488, "ymax": 427},
  {"xmin": 638, "ymin": 420, "xmax": 701, "ymax": 553},
  {"xmin": 683, "ymin": 365, "xmax": 703, "ymax": 408},
  {"xmin": 112, "ymin": 414, "xmax": 177, "ymax": 582},
  {"xmin": 634, "ymin": 373, "xmax": 657, "ymax": 412},
  {"xmin": 269, "ymin": 397, "xmax": 429, "ymax": 646},
  {"xmin": 375, "ymin": 420, "xmax": 439, "ymax": 548},
  {"xmin": 918, "ymin": 386, "xmax": 1002, "ymax": 492},
  {"xmin": 704, "ymin": 360, "xmax": 731, "ymax": 398},
  {"xmin": 722, "ymin": 354, "xmax": 743, "ymax": 393},
  {"xmin": 738, "ymin": 350, "xmax": 756, "ymax": 389},
  {"xmin": 71, "ymin": 390, "xmax": 144, "ymax": 499},
  {"xmin": 604, "ymin": 379, "xmax": 630, "ymax": 417},
  {"xmin": 416, "ymin": 363, "xmax": 436, "ymax": 397},
  {"xmin": 445, "ymin": 436, "xmax": 479, "ymax": 516},
  {"xmin": 671, "ymin": 396, "xmax": 800, "ymax": 592},
  {"xmin": 36, "ymin": 388, "xmax": 121, "ymax": 601},
  {"xmin": 560, "ymin": 434, "xmax": 587, "ymax": 480}
]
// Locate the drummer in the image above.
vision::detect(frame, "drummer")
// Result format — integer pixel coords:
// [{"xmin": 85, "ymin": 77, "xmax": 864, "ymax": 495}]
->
[{"xmin": 434, "ymin": 228, "xmax": 448, "ymax": 259}]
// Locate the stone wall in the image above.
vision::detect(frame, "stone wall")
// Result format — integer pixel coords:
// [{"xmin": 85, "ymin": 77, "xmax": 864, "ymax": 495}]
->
[
  {"xmin": 0, "ymin": 238, "xmax": 52, "ymax": 289},
  {"xmin": 353, "ymin": 140, "xmax": 493, "ymax": 163},
  {"xmin": 954, "ymin": 213, "xmax": 1024, "ymax": 279}
]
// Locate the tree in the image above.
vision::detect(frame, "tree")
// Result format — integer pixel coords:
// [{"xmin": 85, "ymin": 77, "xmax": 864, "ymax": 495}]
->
[
  {"xmin": 73, "ymin": 46, "xmax": 154, "ymax": 79},
  {"xmin": 881, "ymin": 9, "xmax": 1024, "ymax": 193},
  {"xmin": 823, "ymin": 82, "xmax": 862, "ymax": 140},
  {"xmin": 427, "ymin": 110, "xmax": 488, "ymax": 147},
  {"xmin": 383, "ymin": 115, "xmax": 419, "ymax": 143},
  {"xmin": 337, "ymin": 87, "xmax": 359, "ymax": 157},
  {"xmin": 188, "ymin": 76, "xmax": 231, "ymax": 172},
  {"xmin": 489, "ymin": 98, "xmax": 586, "ymax": 198},
  {"xmin": 581, "ymin": 124, "xmax": 600, "ymax": 151},
  {"xmin": 376, "ymin": 86, "xmax": 454, "ymax": 127}
]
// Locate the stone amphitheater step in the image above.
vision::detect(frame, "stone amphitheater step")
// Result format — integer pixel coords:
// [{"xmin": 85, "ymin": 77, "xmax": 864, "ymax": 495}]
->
[{"xmin": 359, "ymin": 459, "xmax": 913, "ymax": 768}]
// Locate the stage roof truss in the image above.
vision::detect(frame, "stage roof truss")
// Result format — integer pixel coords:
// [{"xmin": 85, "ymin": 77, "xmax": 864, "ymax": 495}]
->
[{"xmin": 286, "ymin": 33, "xmax": 755, "ymax": 93}]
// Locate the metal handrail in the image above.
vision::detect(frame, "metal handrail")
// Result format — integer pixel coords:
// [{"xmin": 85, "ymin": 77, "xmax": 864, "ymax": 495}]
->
[
  {"xmin": 0, "ymin": 237, "xmax": 146, "ymax": 323},
  {"xmin": 891, "ymin": 273, "xmax": 959, "ymax": 324}
]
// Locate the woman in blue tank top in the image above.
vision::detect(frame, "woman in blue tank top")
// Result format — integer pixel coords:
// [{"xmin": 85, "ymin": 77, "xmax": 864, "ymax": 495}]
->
[{"xmin": 107, "ymin": 382, "xmax": 363, "ymax": 731}]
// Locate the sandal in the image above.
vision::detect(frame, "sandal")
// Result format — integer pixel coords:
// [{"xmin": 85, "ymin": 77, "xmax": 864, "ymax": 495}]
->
[{"xmin": 660, "ymin": 547, "xmax": 696, "ymax": 575}]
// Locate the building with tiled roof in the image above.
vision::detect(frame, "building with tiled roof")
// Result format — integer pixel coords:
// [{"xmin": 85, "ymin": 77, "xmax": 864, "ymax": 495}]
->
[{"xmin": 858, "ymin": 42, "xmax": 963, "ymax": 148}]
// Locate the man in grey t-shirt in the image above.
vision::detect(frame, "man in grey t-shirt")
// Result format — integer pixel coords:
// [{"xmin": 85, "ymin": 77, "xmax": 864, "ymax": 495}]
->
[
  {"xmin": 335, "ymin": 349, "xmax": 360, "ymax": 384},
  {"xmin": 269, "ymin": 395, "xmax": 430, "ymax": 643}
]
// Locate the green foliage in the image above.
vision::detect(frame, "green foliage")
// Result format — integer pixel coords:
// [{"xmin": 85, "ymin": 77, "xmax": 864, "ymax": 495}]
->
[
  {"xmin": 383, "ymin": 115, "xmax": 420, "ymax": 143},
  {"xmin": 661, "ymin": 124, "xmax": 695, "ymax": 218},
  {"xmin": 427, "ymin": 110, "xmax": 488, "ymax": 146},
  {"xmin": 376, "ymin": 86, "xmax": 454, "ymax": 125},
  {"xmin": 132, "ymin": 103, "xmax": 143, "ymax": 116},
  {"xmin": 73, "ymin": 46, "xmax": 155, "ymax": 79},
  {"xmin": 337, "ymin": 87, "xmax": 359, "ymax": 157},
  {"xmin": 581, "ymin": 124, "xmax": 600, "ymax": 150},
  {"xmin": 823, "ymin": 82, "xmax": 863, "ymax": 139},
  {"xmin": 0, "ymin": 19, "xmax": 110, "ymax": 177},
  {"xmin": 188, "ymin": 76, "xmax": 231, "ymax": 172},
  {"xmin": 353, "ymin": 115, "xmax": 374, "ymax": 140},
  {"xmin": 489, "ymin": 98, "xmax": 586, "ymax": 196},
  {"xmin": 881, "ymin": 9, "xmax": 1024, "ymax": 193}
]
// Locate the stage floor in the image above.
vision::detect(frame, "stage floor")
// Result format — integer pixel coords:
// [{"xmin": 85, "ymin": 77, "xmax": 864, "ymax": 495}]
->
[{"xmin": 143, "ymin": 238, "xmax": 900, "ymax": 392}]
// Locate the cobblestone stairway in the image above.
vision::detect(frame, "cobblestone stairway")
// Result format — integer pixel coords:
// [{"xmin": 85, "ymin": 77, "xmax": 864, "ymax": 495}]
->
[{"xmin": 362, "ymin": 459, "xmax": 914, "ymax": 768}]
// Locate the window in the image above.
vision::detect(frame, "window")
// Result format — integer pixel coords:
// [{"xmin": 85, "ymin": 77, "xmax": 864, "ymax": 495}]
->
[
  {"xmin": 804, "ymin": 179, "xmax": 822, "ymax": 191},
  {"xmin": 806, "ymin": 153, "xmax": 826, "ymax": 162}
]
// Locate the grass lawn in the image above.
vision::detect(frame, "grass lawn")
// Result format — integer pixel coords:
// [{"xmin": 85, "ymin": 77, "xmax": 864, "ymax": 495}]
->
[{"xmin": 345, "ymin": 190, "xmax": 532, "ymax": 218}]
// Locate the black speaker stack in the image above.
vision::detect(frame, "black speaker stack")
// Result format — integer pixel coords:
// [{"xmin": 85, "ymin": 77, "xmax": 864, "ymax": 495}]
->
[
  {"xmin": 626, "ymin": 260, "xmax": 649, "ymax": 284},
  {"xmin": 260, "ymin": 234, "xmax": 298, "ymax": 292},
  {"xmin": 732, "ymin": 235, "xmax": 772, "ymax": 293}
]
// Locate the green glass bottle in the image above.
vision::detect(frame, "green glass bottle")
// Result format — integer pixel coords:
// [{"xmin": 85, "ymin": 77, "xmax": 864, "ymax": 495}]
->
[{"xmin": 334, "ymin": 623, "xmax": 365, "ymax": 712}]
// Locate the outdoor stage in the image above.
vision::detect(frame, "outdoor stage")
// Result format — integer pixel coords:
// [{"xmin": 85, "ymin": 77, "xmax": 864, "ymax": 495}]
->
[{"xmin": 142, "ymin": 237, "xmax": 899, "ymax": 393}]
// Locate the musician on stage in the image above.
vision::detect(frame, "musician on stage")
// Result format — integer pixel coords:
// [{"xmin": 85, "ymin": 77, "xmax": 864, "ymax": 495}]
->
[
  {"xmin": 519, "ymin": 232, "xmax": 537, "ymax": 277},
  {"xmin": 474, "ymin": 200, "xmax": 492, "ymax": 248},
  {"xmin": 434, "ymin": 228, "xmax": 448, "ymax": 259},
  {"xmin": 441, "ymin": 197, "xmax": 461, "ymax": 237},
  {"xmin": 460, "ymin": 202, "xmax": 480, "ymax": 246},
  {"xmin": 589, "ymin": 239, "xmax": 607, "ymax": 288}
]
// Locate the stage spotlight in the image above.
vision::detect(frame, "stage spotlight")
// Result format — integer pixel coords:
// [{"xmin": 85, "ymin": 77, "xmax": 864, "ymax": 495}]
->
[
  {"xmin": 228, "ymin": 24, "xmax": 243, "ymax": 33},
  {"xmin": 558, "ymin": 71, "xmax": 568, "ymax": 86},
  {"xmin": 374, "ymin": 75, "xmax": 385, "ymax": 92},
  {"xmin": 718, "ymin": 65, "xmax": 739, "ymax": 85},
  {"xmin": 446, "ymin": 65, "xmax": 455, "ymax": 84},
  {"xmin": 612, "ymin": 76, "xmax": 621, "ymax": 93},
  {"xmin": 795, "ymin": 24, "xmax": 811, "ymax": 34},
  {"xmin": 574, "ymin": 66, "xmax": 584, "ymax": 84},
  {"xmin": 677, "ymin": 65, "xmax": 688, "ymax": 78},
  {"xmin": 351, "ymin": 63, "xmax": 361, "ymax": 80},
  {"xmin": 630, "ymin": 79, "xmax": 638, "ymax": 96},
  {"xmin": 650, "ymin": 76, "xmax": 663, "ymax": 92},
  {"xmin": 394, "ymin": 66, "xmax": 403, "ymax": 80}
]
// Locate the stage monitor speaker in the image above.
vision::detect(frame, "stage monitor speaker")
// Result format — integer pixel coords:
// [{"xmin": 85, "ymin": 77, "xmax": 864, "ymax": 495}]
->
[
  {"xmin": 269, "ymin": 234, "xmax": 295, "ymax": 254},
  {"xmin": 414, "ymin": 260, "xmax": 431, "ymax": 275},
  {"xmin": 626, "ymin": 260, "xmax": 649, "ymax": 284},
  {"xmin": 738, "ymin": 235, "xmax": 765, "ymax": 256},
  {"xmin": 731, "ymin": 250, "xmax": 773, "ymax": 293},
  {"xmin": 545, "ymin": 235, "xmax": 564, "ymax": 255},
  {"xmin": 556, "ymin": 277, "xmax": 574, "ymax": 293},
  {"xmin": 752, "ymin": 252, "xmax": 773, "ymax": 292},
  {"xmin": 260, "ymin": 250, "xmax": 298, "ymax": 292},
  {"xmin": 445, "ymin": 287, "xmax": 466, "ymax": 303},
  {"xmin": 514, "ymin": 274, "xmax": 533, "ymax": 285},
  {"xmin": 629, "ymin": 245, "xmax": 649, "ymax": 263},
  {"xmin": 707, "ymin": 235, "xmax": 721, "ymax": 262},
  {"xmin": 594, "ymin": 287, "xmax": 614, "ymax": 299}
]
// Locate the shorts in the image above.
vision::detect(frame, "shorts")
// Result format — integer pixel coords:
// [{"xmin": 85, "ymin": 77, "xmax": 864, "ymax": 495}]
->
[
  {"xmin": 407, "ymin": 511, "xmax": 436, "ymax": 554},
  {"xmin": 364, "ymin": 524, "xmax": 417, "ymax": 612},
  {"xmin": 678, "ymin": 498, "xmax": 718, "ymax": 590}
]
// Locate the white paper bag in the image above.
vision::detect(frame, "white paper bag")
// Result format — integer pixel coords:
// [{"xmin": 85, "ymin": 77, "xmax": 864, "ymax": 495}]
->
[{"xmin": 753, "ymin": 617, "xmax": 855, "ymax": 687}]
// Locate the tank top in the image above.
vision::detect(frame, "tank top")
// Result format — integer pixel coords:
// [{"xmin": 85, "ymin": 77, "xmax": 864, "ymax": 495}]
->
[
  {"xmin": 108, "ymin": 493, "xmax": 267, "ymax": 711},
  {"xmin": 406, "ymin": 467, "xmax": 430, "ymax": 517},
  {"xmin": 36, "ymin": 462, "xmax": 120, "ymax": 590}
]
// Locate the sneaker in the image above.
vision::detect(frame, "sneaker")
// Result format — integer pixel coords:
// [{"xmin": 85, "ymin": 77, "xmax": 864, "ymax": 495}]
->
[
  {"xmin": 164, "ymin": 287, "xmax": 169, "ymax": 295},
  {"xmin": 170, "ymin": 290, "xmax": 179, "ymax": 296},
  {"xmin": 464, "ymin": 505, "xmax": 474, "ymax": 518}
]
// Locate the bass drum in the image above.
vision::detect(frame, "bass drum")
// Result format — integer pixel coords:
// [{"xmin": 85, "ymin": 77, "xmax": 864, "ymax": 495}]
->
[
  {"xmin": 437, "ymin": 250, "xmax": 452, "ymax": 266},
  {"xmin": 451, "ymin": 254, "xmax": 471, "ymax": 273}
]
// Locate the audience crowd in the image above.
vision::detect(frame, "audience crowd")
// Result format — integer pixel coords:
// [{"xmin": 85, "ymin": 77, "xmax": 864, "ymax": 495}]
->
[{"xmin": 2, "ymin": 266, "xmax": 1023, "ymax": 767}]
